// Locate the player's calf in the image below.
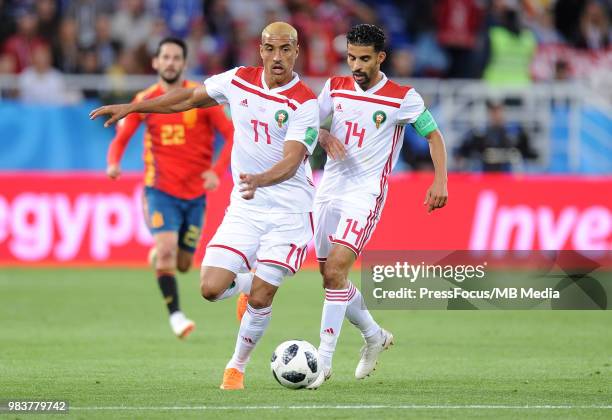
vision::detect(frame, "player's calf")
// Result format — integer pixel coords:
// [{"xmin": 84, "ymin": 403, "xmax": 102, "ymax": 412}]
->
[
  {"xmin": 176, "ymin": 250, "xmax": 193, "ymax": 273},
  {"xmin": 321, "ymin": 245, "xmax": 356, "ymax": 290},
  {"xmin": 247, "ymin": 274, "xmax": 278, "ymax": 309},
  {"xmin": 322, "ymin": 263, "xmax": 349, "ymax": 290}
]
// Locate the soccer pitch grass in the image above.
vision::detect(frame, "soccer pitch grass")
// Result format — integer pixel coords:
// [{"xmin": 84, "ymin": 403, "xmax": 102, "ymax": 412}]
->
[{"xmin": 1, "ymin": 268, "xmax": 611, "ymax": 419}]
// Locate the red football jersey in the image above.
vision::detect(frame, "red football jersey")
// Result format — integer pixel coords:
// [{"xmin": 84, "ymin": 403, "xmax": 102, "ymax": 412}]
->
[{"xmin": 107, "ymin": 80, "xmax": 234, "ymax": 199}]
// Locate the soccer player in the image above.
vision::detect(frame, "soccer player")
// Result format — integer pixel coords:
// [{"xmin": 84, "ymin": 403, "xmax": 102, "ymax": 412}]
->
[
  {"xmin": 90, "ymin": 22, "xmax": 319, "ymax": 390},
  {"xmin": 105, "ymin": 37, "xmax": 234, "ymax": 340},
  {"xmin": 309, "ymin": 24, "xmax": 448, "ymax": 388}
]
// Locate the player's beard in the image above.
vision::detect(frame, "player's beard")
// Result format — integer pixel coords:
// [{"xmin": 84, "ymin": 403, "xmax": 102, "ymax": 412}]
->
[
  {"xmin": 352, "ymin": 71, "xmax": 370, "ymax": 89},
  {"xmin": 161, "ymin": 69, "xmax": 182, "ymax": 85}
]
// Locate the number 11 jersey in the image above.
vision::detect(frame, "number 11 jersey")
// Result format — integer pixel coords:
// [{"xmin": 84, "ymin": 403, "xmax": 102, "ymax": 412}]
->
[{"xmin": 204, "ymin": 66, "xmax": 319, "ymax": 213}]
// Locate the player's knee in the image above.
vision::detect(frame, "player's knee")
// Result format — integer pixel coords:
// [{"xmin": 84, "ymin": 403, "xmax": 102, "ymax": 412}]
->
[
  {"xmin": 248, "ymin": 291, "xmax": 273, "ymax": 309},
  {"xmin": 199, "ymin": 274, "xmax": 223, "ymax": 301},
  {"xmin": 156, "ymin": 244, "xmax": 177, "ymax": 266},
  {"xmin": 200, "ymin": 281, "xmax": 222, "ymax": 301},
  {"xmin": 322, "ymin": 263, "xmax": 347, "ymax": 289}
]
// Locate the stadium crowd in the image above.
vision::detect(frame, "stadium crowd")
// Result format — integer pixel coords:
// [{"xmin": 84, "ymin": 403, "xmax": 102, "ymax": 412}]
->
[
  {"xmin": 1, "ymin": 0, "xmax": 609, "ymax": 173},
  {"xmin": 1, "ymin": 0, "xmax": 610, "ymax": 84}
]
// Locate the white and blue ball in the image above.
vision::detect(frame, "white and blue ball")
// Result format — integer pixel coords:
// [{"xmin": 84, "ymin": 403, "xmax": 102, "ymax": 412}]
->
[{"xmin": 270, "ymin": 340, "xmax": 320, "ymax": 389}]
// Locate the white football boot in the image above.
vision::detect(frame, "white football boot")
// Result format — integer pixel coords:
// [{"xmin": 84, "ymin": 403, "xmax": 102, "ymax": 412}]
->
[
  {"xmin": 169, "ymin": 311, "xmax": 195, "ymax": 339},
  {"xmin": 306, "ymin": 366, "xmax": 332, "ymax": 390},
  {"xmin": 355, "ymin": 329, "xmax": 394, "ymax": 379}
]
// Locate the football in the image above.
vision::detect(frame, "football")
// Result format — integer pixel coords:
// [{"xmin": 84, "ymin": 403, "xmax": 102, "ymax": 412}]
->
[{"xmin": 270, "ymin": 340, "xmax": 320, "ymax": 389}]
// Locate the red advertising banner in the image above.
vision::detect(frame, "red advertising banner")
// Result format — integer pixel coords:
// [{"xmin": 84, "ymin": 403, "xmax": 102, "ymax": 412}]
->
[{"xmin": 0, "ymin": 172, "xmax": 610, "ymax": 266}]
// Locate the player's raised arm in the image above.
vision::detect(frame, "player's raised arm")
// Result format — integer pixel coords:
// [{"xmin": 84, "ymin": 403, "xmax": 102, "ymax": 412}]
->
[
  {"xmin": 89, "ymin": 85, "xmax": 218, "ymax": 128},
  {"xmin": 238, "ymin": 140, "xmax": 308, "ymax": 200}
]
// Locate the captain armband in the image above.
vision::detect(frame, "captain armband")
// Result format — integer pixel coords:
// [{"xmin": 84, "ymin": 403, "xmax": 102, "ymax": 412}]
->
[{"xmin": 411, "ymin": 109, "xmax": 438, "ymax": 137}]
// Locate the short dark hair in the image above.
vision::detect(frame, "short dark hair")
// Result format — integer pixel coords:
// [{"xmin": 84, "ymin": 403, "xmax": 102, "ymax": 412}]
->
[
  {"xmin": 346, "ymin": 24, "xmax": 386, "ymax": 52},
  {"xmin": 156, "ymin": 37, "xmax": 188, "ymax": 59}
]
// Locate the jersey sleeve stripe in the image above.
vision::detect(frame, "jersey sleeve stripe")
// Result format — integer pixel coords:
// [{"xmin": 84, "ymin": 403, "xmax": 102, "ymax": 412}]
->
[
  {"xmin": 330, "ymin": 92, "xmax": 401, "ymax": 108},
  {"xmin": 231, "ymin": 78, "xmax": 298, "ymax": 110}
]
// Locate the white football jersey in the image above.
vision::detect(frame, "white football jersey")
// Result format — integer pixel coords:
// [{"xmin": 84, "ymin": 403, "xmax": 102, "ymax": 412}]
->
[
  {"xmin": 205, "ymin": 66, "xmax": 319, "ymax": 213},
  {"xmin": 317, "ymin": 73, "xmax": 426, "ymax": 199}
]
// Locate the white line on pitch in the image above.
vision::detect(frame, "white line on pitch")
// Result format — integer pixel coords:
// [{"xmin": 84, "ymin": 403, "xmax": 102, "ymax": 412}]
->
[{"xmin": 70, "ymin": 405, "xmax": 612, "ymax": 411}]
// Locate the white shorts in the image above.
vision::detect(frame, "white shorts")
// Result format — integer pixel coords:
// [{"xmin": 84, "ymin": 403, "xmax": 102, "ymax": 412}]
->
[
  {"xmin": 314, "ymin": 192, "xmax": 386, "ymax": 261},
  {"xmin": 202, "ymin": 205, "xmax": 313, "ymax": 283}
]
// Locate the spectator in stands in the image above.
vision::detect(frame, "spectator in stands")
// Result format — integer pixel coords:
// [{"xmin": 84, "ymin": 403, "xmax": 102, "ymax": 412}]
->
[
  {"xmin": 483, "ymin": 0, "xmax": 536, "ymax": 86},
  {"xmin": 436, "ymin": 0, "xmax": 485, "ymax": 78},
  {"xmin": 404, "ymin": 0, "xmax": 449, "ymax": 77},
  {"xmin": 227, "ymin": 0, "xmax": 289, "ymax": 38},
  {"xmin": 2, "ymin": 6, "xmax": 46, "ymax": 73},
  {"xmin": 290, "ymin": 1, "xmax": 340, "ymax": 76},
  {"xmin": 0, "ymin": 53, "xmax": 16, "ymax": 74},
  {"xmin": 18, "ymin": 43, "xmax": 78, "ymax": 104},
  {"xmin": 145, "ymin": 17, "xmax": 170, "ymax": 57},
  {"xmin": 389, "ymin": 46, "xmax": 414, "ymax": 78},
  {"xmin": 65, "ymin": 0, "xmax": 115, "ymax": 48},
  {"xmin": 158, "ymin": 0, "xmax": 203, "ymax": 39},
  {"xmin": 554, "ymin": 59, "xmax": 572, "ymax": 80},
  {"xmin": 94, "ymin": 14, "xmax": 118, "ymax": 72},
  {"xmin": 53, "ymin": 17, "xmax": 80, "ymax": 73},
  {"xmin": 204, "ymin": 0, "xmax": 239, "ymax": 69},
  {"xmin": 524, "ymin": 1, "xmax": 563, "ymax": 45},
  {"xmin": 576, "ymin": 0, "xmax": 611, "ymax": 50},
  {"xmin": 0, "ymin": 0, "xmax": 15, "ymax": 48},
  {"xmin": 78, "ymin": 47, "xmax": 101, "ymax": 98},
  {"xmin": 35, "ymin": 0, "xmax": 59, "ymax": 41},
  {"xmin": 456, "ymin": 99, "xmax": 539, "ymax": 172},
  {"xmin": 104, "ymin": 45, "xmax": 143, "ymax": 103},
  {"xmin": 184, "ymin": 17, "xmax": 229, "ymax": 75},
  {"xmin": 111, "ymin": 0, "xmax": 154, "ymax": 50}
]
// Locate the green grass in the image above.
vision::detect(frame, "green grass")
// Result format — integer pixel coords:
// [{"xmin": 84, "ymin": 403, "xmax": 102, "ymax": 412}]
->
[{"xmin": 1, "ymin": 268, "xmax": 611, "ymax": 419}]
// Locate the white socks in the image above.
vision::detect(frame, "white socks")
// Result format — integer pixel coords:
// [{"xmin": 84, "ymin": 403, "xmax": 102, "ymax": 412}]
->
[
  {"xmin": 318, "ymin": 282, "xmax": 382, "ymax": 368},
  {"xmin": 345, "ymin": 284, "xmax": 381, "ymax": 344},
  {"xmin": 215, "ymin": 272, "xmax": 253, "ymax": 301},
  {"xmin": 317, "ymin": 284, "xmax": 356, "ymax": 369},
  {"xmin": 226, "ymin": 303, "xmax": 271, "ymax": 372}
]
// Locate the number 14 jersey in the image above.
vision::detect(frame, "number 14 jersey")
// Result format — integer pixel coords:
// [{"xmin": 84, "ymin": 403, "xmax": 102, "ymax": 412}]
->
[{"xmin": 317, "ymin": 73, "xmax": 426, "ymax": 199}]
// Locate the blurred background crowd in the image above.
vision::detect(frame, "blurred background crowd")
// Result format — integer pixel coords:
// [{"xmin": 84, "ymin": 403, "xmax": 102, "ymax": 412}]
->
[
  {"xmin": 1, "ymin": 0, "xmax": 610, "ymax": 86},
  {"xmin": 0, "ymin": 0, "xmax": 610, "ymax": 174}
]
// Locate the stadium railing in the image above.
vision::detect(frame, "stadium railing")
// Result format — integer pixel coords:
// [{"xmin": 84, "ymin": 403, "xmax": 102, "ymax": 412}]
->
[{"xmin": 0, "ymin": 74, "xmax": 610, "ymax": 174}]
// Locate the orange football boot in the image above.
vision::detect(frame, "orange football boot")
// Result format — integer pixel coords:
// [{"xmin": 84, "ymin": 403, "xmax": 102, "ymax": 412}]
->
[
  {"xmin": 236, "ymin": 293, "xmax": 249, "ymax": 322},
  {"xmin": 219, "ymin": 368, "xmax": 244, "ymax": 390}
]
